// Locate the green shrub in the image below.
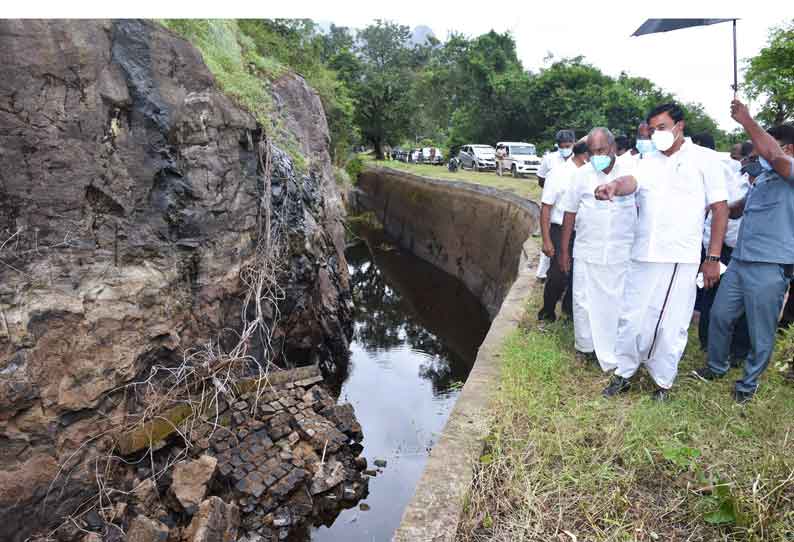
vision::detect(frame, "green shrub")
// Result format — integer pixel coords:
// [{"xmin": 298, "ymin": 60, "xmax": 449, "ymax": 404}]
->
[{"xmin": 345, "ymin": 156, "xmax": 364, "ymax": 183}]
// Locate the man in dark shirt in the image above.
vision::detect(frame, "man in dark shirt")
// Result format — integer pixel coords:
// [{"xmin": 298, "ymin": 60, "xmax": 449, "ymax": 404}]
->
[{"xmin": 694, "ymin": 103, "xmax": 794, "ymax": 403}]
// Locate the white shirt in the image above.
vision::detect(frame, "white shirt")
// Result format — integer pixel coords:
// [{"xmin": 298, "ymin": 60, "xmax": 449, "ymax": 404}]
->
[
  {"xmin": 537, "ymin": 151, "xmax": 569, "ymax": 179},
  {"xmin": 561, "ymin": 158, "xmax": 637, "ymax": 264},
  {"xmin": 617, "ymin": 151, "xmax": 639, "ymax": 169},
  {"xmin": 631, "ymin": 138, "xmax": 730, "ymax": 264},
  {"xmin": 540, "ymin": 160, "xmax": 576, "ymax": 225},
  {"xmin": 703, "ymin": 171, "xmax": 750, "ymax": 249}
]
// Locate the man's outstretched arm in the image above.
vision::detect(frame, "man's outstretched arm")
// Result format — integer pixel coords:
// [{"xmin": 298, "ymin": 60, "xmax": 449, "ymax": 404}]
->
[{"xmin": 594, "ymin": 175, "xmax": 638, "ymax": 200}]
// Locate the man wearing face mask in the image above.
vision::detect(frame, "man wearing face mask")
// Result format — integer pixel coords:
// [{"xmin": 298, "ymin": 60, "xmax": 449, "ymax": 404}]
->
[
  {"xmin": 536, "ymin": 129, "xmax": 577, "ymax": 281},
  {"xmin": 594, "ymin": 103, "xmax": 730, "ymax": 401},
  {"xmin": 693, "ymin": 108, "xmax": 794, "ymax": 402},
  {"xmin": 537, "ymin": 130, "xmax": 576, "ymax": 188},
  {"xmin": 559, "ymin": 128, "xmax": 636, "ymax": 371},
  {"xmin": 635, "ymin": 122, "xmax": 656, "ymax": 158},
  {"xmin": 537, "ymin": 140, "xmax": 589, "ymax": 322}
]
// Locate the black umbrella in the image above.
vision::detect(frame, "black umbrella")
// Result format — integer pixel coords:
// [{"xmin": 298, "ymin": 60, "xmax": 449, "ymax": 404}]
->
[{"xmin": 632, "ymin": 19, "xmax": 739, "ymax": 95}]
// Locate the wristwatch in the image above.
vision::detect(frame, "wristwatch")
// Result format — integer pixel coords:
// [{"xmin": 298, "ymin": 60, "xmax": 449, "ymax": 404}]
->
[{"xmin": 706, "ymin": 255, "xmax": 721, "ymax": 262}]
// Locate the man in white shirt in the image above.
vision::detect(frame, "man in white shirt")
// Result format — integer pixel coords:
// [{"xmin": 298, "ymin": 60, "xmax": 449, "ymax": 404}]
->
[
  {"xmin": 537, "ymin": 129, "xmax": 576, "ymax": 188},
  {"xmin": 559, "ymin": 128, "xmax": 636, "ymax": 371},
  {"xmin": 594, "ymin": 103, "xmax": 730, "ymax": 400},
  {"xmin": 537, "ymin": 141, "xmax": 589, "ymax": 321},
  {"xmin": 536, "ymin": 129, "xmax": 576, "ymax": 280}
]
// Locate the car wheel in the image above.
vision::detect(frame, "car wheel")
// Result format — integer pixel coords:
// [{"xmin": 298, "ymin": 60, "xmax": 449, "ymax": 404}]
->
[
  {"xmin": 473, "ymin": 162, "xmax": 479, "ymax": 172},
  {"xmin": 511, "ymin": 165, "xmax": 518, "ymax": 178}
]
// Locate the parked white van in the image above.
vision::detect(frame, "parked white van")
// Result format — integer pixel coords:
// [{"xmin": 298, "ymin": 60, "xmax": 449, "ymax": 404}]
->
[{"xmin": 495, "ymin": 142, "xmax": 541, "ymax": 177}]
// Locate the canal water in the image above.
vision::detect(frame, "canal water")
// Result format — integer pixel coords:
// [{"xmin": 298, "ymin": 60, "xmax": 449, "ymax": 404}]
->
[{"xmin": 311, "ymin": 225, "xmax": 490, "ymax": 541}]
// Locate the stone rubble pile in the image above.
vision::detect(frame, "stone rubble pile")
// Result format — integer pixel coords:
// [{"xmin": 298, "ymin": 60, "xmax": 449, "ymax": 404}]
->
[{"xmin": 47, "ymin": 366, "xmax": 368, "ymax": 542}]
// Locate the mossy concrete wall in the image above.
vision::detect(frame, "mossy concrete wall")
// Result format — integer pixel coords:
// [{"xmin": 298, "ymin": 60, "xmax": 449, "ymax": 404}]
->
[
  {"xmin": 355, "ymin": 166, "xmax": 541, "ymax": 541},
  {"xmin": 356, "ymin": 166, "xmax": 539, "ymax": 319}
]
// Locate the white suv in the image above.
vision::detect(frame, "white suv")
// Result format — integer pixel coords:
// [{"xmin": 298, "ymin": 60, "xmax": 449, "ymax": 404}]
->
[{"xmin": 496, "ymin": 142, "xmax": 541, "ymax": 177}]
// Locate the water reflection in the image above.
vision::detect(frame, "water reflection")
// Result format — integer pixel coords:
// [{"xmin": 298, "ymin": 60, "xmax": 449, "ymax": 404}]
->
[{"xmin": 311, "ymin": 225, "xmax": 490, "ymax": 541}]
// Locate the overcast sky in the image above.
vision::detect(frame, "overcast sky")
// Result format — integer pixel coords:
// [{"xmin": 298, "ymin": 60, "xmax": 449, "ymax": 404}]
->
[{"xmin": 15, "ymin": 0, "xmax": 792, "ymax": 132}]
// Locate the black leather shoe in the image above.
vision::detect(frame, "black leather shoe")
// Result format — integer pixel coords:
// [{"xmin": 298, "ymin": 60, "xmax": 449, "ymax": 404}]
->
[
  {"xmin": 602, "ymin": 375, "xmax": 631, "ymax": 397},
  {"xmin": 651, "ymin": 387, "xmax": 670, "ymax": 401},
  {"xmin": 732, "ymin": 389, "xmax": 754, "ymax": 404},
  {"xmin": 691, "ymin": 366, "xmax": 723, "ymax": 382}
]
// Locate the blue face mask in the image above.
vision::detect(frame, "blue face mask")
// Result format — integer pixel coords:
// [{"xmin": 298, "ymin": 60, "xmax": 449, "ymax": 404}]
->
[
  {"xmin": 591, "ymin": 154, "xmax": 612, "ymax": 172},
  {"xmin": 636, "ymin": 139, "xmax": 656, "ymax": 155},
  {"xmin": 560, "ymin": 147, "xmax": 573, "ymax": 158},
  {"xmin": 759, "ymin": 156, "xmax": 773, "ymax": 171}
]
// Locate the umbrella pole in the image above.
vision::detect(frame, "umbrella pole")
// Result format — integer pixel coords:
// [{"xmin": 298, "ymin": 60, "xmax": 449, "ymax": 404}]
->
[{"xmin": 733, "ymin": 19, "xmax": 738, "ymax": 98}]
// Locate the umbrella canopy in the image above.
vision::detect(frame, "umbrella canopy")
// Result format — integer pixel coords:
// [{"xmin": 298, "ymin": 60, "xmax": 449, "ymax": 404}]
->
[
  {"xmin": 631, "ymin": 18, "xmax": 739, "ymax": 94},
  {"xmin": 632, "ymin": 19, "xmax": 733, "ymax": 36}
]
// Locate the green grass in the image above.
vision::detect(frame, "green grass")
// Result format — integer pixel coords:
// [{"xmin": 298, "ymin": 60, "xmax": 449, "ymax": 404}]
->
[
  {"xmin": 363, "ymin": 156, "xmax": 542, "ymax": 201},
  {"xmin": 160, "ymin": 20, "xmax": 308, "ymax": 172},
  {"xmin": 458, "ymin": 289, "xmax": 794, "ymax": 542}
]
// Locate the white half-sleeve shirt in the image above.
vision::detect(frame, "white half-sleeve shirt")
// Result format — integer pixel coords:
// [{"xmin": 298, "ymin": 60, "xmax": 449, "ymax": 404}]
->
[
  {"xmin": 631, "ymin": 138, "xmax": 729, "ymax": 264},
  {"xmin": 540, "ymin": 159, "xmax": 576, "ymax": 225},
  {"xmin": 537, "ymin": 151, "xmax": 567, "ymax": 179},
  {"xmin": 561, "ymin": 158, "xmax": 637, "ymax": 265},
  {"xmin": 703, "ymin": 168, "xmax": 750, "ymax": 250}
]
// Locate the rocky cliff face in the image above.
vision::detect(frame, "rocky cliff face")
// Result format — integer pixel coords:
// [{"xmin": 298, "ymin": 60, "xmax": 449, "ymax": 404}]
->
[{"xmin": 0, "ymin": 19, "xmax": 352, "ymax": 540}]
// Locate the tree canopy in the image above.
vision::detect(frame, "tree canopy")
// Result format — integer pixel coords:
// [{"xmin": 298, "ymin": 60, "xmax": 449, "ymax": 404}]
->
[
  {"xmin": 166, "ymin": 19, "xmax": 784, "ymax": 162},
  {"xmin": 744, "ymin": 19, "xmax": 794, "ymax": 126}
]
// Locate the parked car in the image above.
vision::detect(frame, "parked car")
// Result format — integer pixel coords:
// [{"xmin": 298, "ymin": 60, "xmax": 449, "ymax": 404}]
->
[
  {"xmin": 495, "ymin": 142, "xmax": 541, "ymax": 177},
  {"xmin": 421, "ymin": 147, "xmax": 444, "ymax": 165},
  {"xmin": 458, "ymin": 144, "xmax": 496, "ymax": 171}
]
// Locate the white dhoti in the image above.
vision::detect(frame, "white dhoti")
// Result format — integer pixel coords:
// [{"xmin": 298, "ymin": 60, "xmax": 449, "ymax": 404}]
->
[
  {"xmin": 536, "ymin": 253, "xmax": 551, "ymax": 279},
  {"xmin": 614, "ymin": 260, "xmax": 698, "ymax": 389},
  {"xmin": 572, "ymin": 259, "xmax": 628, "ymax": 372}
]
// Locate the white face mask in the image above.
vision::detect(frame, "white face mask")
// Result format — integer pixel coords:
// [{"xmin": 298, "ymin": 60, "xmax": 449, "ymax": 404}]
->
[{"xmin": 651, "ymin": 124, "xmax": 679, "ymax": 152}]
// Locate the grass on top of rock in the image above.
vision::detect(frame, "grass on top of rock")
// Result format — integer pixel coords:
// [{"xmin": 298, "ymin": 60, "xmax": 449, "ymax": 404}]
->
[
  {"xmin": 160, "ymin": 19, "xmax": 310, "ymax": 173},
  {"xmin": 361, "ymin": 155, "xmax": 542, "ymax": 202},
  {"xmin": 457, "ymin": 288, "xmax": 794, "ymax": 542}
]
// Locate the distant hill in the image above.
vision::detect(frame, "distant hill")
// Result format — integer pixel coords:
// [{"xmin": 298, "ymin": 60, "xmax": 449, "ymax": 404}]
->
[{"xmin": 410, "ymin": 25, "xmax": 437, "ymax": 46}]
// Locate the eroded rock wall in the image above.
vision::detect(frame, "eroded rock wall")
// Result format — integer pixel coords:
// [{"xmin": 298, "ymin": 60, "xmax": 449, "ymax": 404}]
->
[
  {"xmin": 356, "ymin": 167, "xmax": 539, "ymax": 318},
  {"xmin": 0, "ymin": 19, "xmax": 351, "ymax": 541}
]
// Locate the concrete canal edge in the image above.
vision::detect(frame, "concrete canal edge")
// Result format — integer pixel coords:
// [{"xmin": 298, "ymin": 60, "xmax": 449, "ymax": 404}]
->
[{"xmin": 354, "ymin": 166, "xmax": 541, "ymax": 541}]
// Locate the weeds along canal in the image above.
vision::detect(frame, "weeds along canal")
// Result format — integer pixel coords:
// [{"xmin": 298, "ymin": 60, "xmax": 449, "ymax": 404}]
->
[{"xmin": 308, "ymin": 223, "xmax": 491, "ymax": 541}]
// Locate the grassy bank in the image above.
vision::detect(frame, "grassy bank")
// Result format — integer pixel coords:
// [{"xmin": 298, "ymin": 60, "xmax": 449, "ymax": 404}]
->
[
  {"xmin": 362, "ymin": 157, "xmax": 542, "ymax": 201},
  {"xmin": 457, "ymin": 290, "xmax": 794, "ymax": 541}
]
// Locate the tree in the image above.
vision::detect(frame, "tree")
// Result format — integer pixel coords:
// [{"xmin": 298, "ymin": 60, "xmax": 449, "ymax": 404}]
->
[
  {"xmin": 237, "ymin": 20, "xmax": 358, "ymax": 164},
  {"xmin": 351, "ymin": 21, "xmax": 417, "ymax": 159},
  {"xmin": 744, "ymin": 19, "xmax": 794, "ymax": 126}
]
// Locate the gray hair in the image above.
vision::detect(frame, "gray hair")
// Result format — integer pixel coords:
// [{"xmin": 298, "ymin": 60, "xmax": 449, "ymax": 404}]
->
[{"xmin": 587, "ymin": 127, "xmax": 615, "ymax": 146}]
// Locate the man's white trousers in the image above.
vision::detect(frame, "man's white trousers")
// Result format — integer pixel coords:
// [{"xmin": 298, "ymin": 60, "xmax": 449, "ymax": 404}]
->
[
  {"xmin": 613, "ymin": 260, "xmax": 698, "ymax": 389},
  {"xmin": 572, "ymin": 259, "xmax": 628, "ymax": 372}
]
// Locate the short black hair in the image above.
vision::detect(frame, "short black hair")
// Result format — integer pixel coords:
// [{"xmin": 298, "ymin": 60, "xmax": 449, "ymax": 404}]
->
[
  {"xmin": 556, "ymin": 129, "xmax": 576, "ymax": 143},
  {"xmin": 740, "ymin": 141, "xmax": 754, "ymax": 157},
  {"xmin": 768, "ymin": 123, "xmax": 794, "ymax": 146},
  {"xmin": 646, "ymin": 102, "xmax": 685, "ymax": 124},
  {"xmin": 572, "ymin": 141, "xmax": 589, "ymax": 156},
  {"xmin": 692, "ymin": 132, "xmax": 715, "ymax": 150},
  {"xmin": 615, "ymin": 135, "xmax": 630, "ymax": 152}
]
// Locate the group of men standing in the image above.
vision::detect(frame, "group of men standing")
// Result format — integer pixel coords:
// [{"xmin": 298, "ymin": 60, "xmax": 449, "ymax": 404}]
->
[{"xmin": 537, "ymin": 100, "xmax": 794, "ymax": 403}]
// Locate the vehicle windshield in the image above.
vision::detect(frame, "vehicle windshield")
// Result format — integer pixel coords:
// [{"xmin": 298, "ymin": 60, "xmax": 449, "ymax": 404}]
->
[
  {"xmin": 510, "ymin": 145, "xmax": 536, "ymax": 155},
  {"xmin": 473, "ymin": 146, "xmax": 495, "ymax": 157}
]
